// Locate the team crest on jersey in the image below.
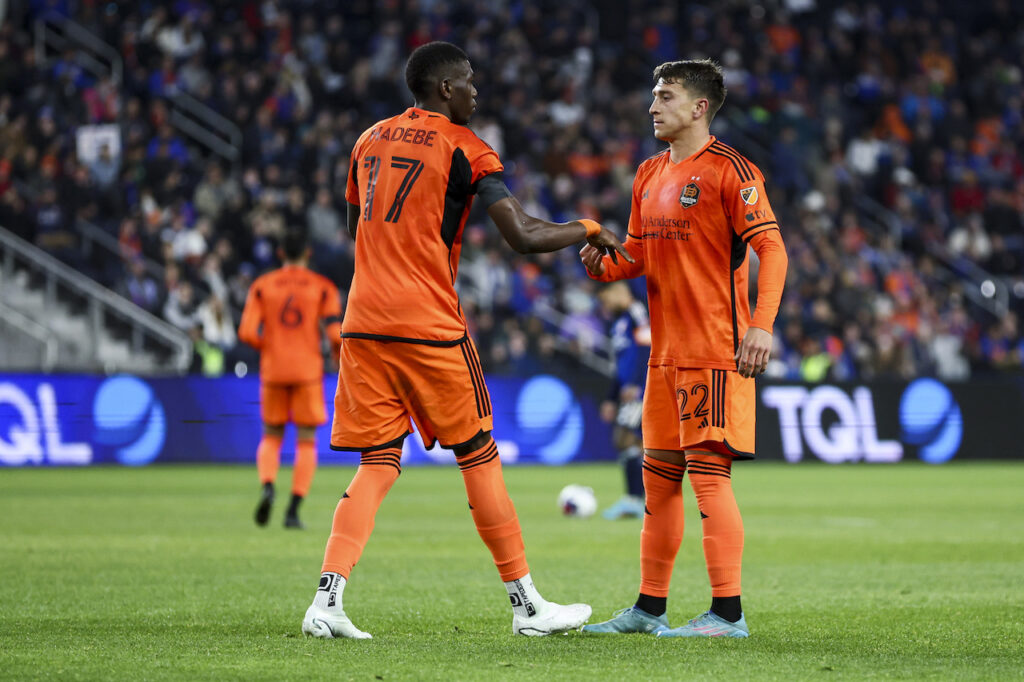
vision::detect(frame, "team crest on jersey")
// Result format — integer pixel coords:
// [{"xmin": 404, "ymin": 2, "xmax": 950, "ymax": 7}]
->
[
  {"xmin": 740, "ymin": 186, "xmax": 759, "ymax": 205},
  {"xmin": 679, "ymin": 182, "xmax": 700, "ymax": 208}
]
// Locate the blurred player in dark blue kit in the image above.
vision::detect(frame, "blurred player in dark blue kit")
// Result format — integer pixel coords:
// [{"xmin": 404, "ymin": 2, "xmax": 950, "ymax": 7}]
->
[{"xmin": 598, "ymin": 281, "xmax": 651, "ymax": 520}]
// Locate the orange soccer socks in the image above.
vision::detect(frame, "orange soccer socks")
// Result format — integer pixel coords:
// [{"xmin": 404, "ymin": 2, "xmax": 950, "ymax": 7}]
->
[
  {"xmin": 292, "ymin": 438, "xmax": 318, "ymax": 497},
  {"xmin": 254, "ymin": 434, "xmax": 283, "ymax": 526},
  {"xmin": 455, "ymin": 437, "xmax": 529, "ymax": 583},
  {"xmin": 686, "ymin": 452, "xmax": 744, "ymax": 622},
  {"xmin": 636, "ymin": 455, "xmax": 686, "ymax": 616},
  {"xmin": 321, "ymin": 447, "xmax": 401, "ymax": 577},
  {"xmin": 285, "ymin": 438, "xmax": 318, "ymax": 526},
  {"xmin": 256, "ymin": 433, "xmax": 283, "ymax": 485}
]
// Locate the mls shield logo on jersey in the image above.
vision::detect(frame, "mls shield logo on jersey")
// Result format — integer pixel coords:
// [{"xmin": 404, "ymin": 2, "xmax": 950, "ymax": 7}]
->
[
  {"xmin": 740, "ymin": 186, "xmax": 759, "ymax": 205},
  {"xmin": 679, "ymin": 182, "xmax": 700, "ymax": 208}
]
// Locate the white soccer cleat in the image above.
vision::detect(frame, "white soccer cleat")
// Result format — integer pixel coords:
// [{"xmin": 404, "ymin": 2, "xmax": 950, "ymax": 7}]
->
[
  {"xmin": 512, "ymin": 601, "xmax": 592, "ymax": 636},
  {"xmin": 302, "ymin": 604, "xmax": 372, "ymax": 640}
]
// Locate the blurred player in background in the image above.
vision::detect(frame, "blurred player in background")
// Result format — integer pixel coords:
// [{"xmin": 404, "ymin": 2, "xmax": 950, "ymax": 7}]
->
[
  {"xmin": 301, "ymin": 41, "xmax": 632, "ymax": 640},
  {"xmin": 238, "ymin": 229, "xmax": 342, "ymax": 530},
  {"xmin": 580, "ymin": 59, "xmax": 788, "ymax": 638},
  {"xmin": 598, "ymin": 282, "xmax": 650, "ymax": 520}
]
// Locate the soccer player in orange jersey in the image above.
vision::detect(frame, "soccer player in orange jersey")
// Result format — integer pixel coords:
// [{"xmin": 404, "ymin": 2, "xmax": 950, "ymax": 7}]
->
[
  {"xmin": 238, "ymin": 229, "xmax": 342, "ymax": 530},
  {"xmin": 580, "ymin": 60, "xmax": 789, "ymax": 638},
  {"xmin": 301, "ymin": 42, "xmax": 631, "ymax": 640}
]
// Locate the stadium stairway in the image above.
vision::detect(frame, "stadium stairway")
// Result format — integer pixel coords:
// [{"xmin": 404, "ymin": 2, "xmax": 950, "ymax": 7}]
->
[{"xmin": 0, "ymin": 226, "xmax": 192, "ymax": 374}]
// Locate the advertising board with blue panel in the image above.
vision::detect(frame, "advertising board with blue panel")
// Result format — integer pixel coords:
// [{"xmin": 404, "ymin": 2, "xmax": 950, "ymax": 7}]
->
[
  {"xmin": 1, "ymin": 373, "xmax": 1022, "ymax": 466},
  {"xmin": 0, "ymin": 373, "xmax": 612, "ymax": 467},
  {"xmin": 756, "ymin": 377, "xmax": 1024, "ymax": 463}
]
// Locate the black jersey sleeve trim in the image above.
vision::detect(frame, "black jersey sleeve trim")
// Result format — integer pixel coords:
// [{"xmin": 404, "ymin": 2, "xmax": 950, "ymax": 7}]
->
[
  {"xmin": 350, "ymin": 154, "xmax": 359, "ymax": 191},
  {"xmin": 742, "ymin": 226, "xmax": 780, "ymax": 243},
  {"xmin": 475, "ymin": 172, "xmax": 513, "ymax": 209},
  {"xmin": 441, "ymin": 148, "xmax": 473, "ymax": 250},
  {"xmin": 738, "ymin": 220, "xmax": 778, "ymax": 240}
]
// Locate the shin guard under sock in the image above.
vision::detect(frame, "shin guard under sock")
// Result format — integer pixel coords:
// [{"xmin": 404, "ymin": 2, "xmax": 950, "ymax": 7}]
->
[
  {"xmin": 256, "ymin": 434, "xmax": 283, "ymax": 484},
  {"xmin": 456, "ymin": 437, "xmax": 529, "ymax": 581},
  {"xmin": 292, "ymin": 438, "xmax": 317, "ymax": 497},
  {"xmin": 321, "ymin": 448, "xmax": 401, "ymax": 576},
  {"xmin": 686, "ymin": 453, "xmax": 743, "ymax": 600},
  {"xmin": 638, "ymin": 455, "xmax": 686, "ymax": 598}
]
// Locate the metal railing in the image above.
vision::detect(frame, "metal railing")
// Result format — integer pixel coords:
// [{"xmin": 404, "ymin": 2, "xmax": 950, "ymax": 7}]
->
[
  {"xmin": 0, "ymin": 299, "xmax": 59, "ymax": 371},
  {"xmin": 0, "ymin": 226, "xmax": 192, "ymax": 373},
  {"xmin": 534, "ymin": 298, "xmax": 616, "ymax": 377},
  {"xmin": 12, "ymin": 178, "xmax": 242, "ymax": 328},
  {"xmin": 33, "ymin": 13, "xmax": 242, "ymax": 175},
  {"xmin": 854, "ymin": 194, "xmax": 1009, "ymax": 317},
  {"xmin": 34, "ymin": 12, "xmax": 123, "ymax": 86},
  {"xmin": 169, "ymin": 92, "xmax": 243, "ymax": 174},
  {"xmin": 74, "ymin": 216, "xmax": 167, "ymax": 284}
]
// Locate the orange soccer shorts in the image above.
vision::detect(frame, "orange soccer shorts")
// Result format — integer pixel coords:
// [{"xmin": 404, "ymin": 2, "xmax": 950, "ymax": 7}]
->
[
  {"xmin": 260, "ymin": 381, "xmax": 328, "ymax": 427},
  {"xmin": 330, "ymin": 337, "xmax": 494, "ymax": 451},
  {"xmin": 642, "ymin": 366, "xmax": 755, "ymax": 459}
]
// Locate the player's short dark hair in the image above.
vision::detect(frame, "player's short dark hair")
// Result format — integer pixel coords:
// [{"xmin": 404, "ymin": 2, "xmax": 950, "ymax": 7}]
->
[
  {"xmin": 405, "ymin": 41, "xmax": 469, "ymax": 101},
  {"xmin": 280, "ymin": 228, "xmax": 308, "ymax": 261},
  {"xmin": 653, "ymin": 59, "xmax": 727, "ymax": 122}
]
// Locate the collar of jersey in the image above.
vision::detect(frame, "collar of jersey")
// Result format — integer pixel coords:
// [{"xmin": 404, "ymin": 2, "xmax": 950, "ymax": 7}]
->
[
  {"xmin": 667, "ymin": 135, "xmax": 716, "ymax": 166},
  {"xmin": 406, "ymin": 106, "xmax": 443, "ymax": 120}
]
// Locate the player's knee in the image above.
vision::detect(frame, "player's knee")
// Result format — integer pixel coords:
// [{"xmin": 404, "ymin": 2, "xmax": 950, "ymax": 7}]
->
[
  {"xmin": 452, "ymin": 430, "xmax": 491, "ymax": 458},
  {"xmin": 263, "ymin": 423, "xmax": 285, "ymax": 437},
  {"xmin": 297, "ymin": 426, "xmax": 317, "ymax": 441},
  {"xmin": 645, "ymin": 448, "xmax": 686, "ymax": 466}
]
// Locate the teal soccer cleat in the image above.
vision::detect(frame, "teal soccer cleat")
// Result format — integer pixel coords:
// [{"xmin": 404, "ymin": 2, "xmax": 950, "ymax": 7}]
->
[
  {"xmin": 602, "ymin": 496, "xmax": 645, "ymax": 520},
  {"xmin": 657, "ymin": 610, "xmax": 749, "ymax": 638},
  {"xmin": 581, "ymin": 606, "xmax": 669, "ymax": 634}
]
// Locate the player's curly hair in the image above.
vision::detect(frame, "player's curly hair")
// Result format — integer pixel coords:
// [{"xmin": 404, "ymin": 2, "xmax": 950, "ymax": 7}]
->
[
  {"xmin": 405, "ymin": 41, "xmax": 469, "ymax": 101},
  {"xmin": 653, "ymin": 59, "xmax": 727, "ymax": 122}
]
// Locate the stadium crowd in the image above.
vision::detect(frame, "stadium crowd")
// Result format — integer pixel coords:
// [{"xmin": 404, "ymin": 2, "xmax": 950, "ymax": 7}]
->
[{"xmin": 0, "ymin": 0, "xmax": 1022, "ymax": 380}]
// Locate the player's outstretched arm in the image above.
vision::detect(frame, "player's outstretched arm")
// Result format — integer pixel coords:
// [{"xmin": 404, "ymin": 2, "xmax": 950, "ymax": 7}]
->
[{"xmin": 487, "ymin": 194, "xmax": 633, "ymax": 263}]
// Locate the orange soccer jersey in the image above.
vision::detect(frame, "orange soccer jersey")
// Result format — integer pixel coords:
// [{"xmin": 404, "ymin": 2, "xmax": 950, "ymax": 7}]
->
[
  {"xmin": 592, "ymin": 136, "xmax": 787, "ymax": 370},
  {"xmin": 343, "ymin": 107, "xmax": 503, "ymax": 345},
  {"xmin": 238, "ymin": 265, "xmax": 343, "ymax": 385}
]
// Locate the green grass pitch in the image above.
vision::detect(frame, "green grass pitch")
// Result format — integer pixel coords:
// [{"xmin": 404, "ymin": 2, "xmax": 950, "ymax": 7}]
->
[{"xmin": 2, "ymin": 462, "xmax": 1023, "ymax": 680}]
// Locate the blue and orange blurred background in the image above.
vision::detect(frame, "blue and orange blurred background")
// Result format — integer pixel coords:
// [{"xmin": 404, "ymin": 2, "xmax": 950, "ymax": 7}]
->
[{"xmin": 2, "ymin": 0, "xmax": 1023, "ymax": 468}]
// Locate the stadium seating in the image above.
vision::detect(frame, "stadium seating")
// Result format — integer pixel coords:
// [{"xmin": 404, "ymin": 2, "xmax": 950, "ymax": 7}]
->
[{"xmin": 0, "ymin": 1, "xmax": 1020, "ymax": 379}]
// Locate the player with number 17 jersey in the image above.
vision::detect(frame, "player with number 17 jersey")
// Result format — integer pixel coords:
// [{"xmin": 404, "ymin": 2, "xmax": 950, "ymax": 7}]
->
[
  {"xmin": 343, "ymin": 108, "xmax": 501, "ymax": 346},
  {"xmin": 334, "ymin": 107, "xmax": 503, "ymax": 451}
]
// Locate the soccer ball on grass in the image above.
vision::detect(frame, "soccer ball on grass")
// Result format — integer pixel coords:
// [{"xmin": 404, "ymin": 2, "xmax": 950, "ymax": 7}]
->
[{"xmin": 557, "ymin": 484, "xmax": 597, "ymax": 518}]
